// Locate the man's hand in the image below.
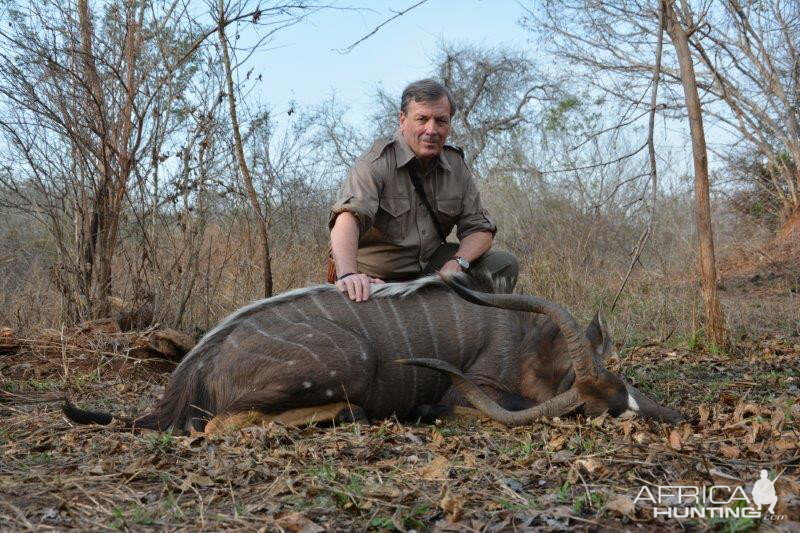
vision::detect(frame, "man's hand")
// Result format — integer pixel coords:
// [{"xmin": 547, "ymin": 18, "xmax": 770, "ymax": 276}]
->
[
  {"xmin": 439, "ymin": 259, "xmax": 462, "ymax": 275},
  {"xmin": 336, "ymin": 273, "xmax": 385, "ymax": 302}
]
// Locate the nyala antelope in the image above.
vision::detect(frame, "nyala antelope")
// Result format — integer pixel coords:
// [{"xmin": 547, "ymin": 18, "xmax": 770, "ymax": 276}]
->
[{"xmin": 63, "ymin": 271, "xmax": 681, "ymax": 433}]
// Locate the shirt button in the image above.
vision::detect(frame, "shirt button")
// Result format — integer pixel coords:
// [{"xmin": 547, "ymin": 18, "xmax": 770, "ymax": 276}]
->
[{"xmin": 421, "ymin": 230, "xmax": 427, "ymax": 235}]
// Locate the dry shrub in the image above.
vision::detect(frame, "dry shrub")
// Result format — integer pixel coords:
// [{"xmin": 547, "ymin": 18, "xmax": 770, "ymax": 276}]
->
[
  {"xmin": 485, "ymin": 175, "xmax": 797, "ymax": 347},
  {"xmin": 1, "ymin": 175, "xmax": 796, "ymax": 346}
]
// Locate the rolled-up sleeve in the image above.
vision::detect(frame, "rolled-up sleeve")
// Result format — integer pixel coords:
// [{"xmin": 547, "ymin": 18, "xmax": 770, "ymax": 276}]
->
[
  {"xmin": 456, "ymin": 163, "xmax": 497, "ymax": 240},
  {"xmin": 329, "ymin": 158, "xmax": 380, "ymax": 237}
]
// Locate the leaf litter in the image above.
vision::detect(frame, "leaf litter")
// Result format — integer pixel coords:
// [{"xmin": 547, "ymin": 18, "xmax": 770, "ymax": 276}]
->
[{"xmin": 0, "ymin": 331, "xmax": 798, "ymax": 531}]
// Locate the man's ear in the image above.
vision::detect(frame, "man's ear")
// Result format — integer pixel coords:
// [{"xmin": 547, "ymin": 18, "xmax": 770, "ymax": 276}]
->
[{"xmin": 585, "ymin": 310, "xmax": 608, "ymax": 356}]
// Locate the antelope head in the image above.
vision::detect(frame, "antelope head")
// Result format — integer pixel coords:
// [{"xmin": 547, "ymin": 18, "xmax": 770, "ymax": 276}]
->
[{"xmin": 402, "ymin": 274, "xmax": 682, "ymax": 426}]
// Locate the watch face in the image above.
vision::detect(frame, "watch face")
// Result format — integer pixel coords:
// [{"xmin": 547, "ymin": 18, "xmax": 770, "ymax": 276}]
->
[{"xmin": 456, "ymin": 257, "xmax": 469, "ymax": 269}]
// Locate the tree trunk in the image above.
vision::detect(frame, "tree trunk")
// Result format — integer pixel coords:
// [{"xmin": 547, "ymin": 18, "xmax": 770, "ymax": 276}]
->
[
  {"xmin": 78, "ymin": 0, "xmax": 113, "ymax": 318},
  {"xmin": 664, "ymin": 0, "xmax": 727, "ymax": 347},
  {"xmin": 217, "ymin": 0, "xmax": 273, "ymax": 298},
  {"xmin": 779, "ymin": 204, "xmax": 800, "ymax": 241}
]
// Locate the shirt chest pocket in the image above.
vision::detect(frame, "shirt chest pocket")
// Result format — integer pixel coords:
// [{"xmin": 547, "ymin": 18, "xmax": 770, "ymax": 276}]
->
[
  {"xmin": 374, "ymin": 196, "xmax": 411, "ymax": 242},
  {"xmin": 435, "ymin": 197, "xmax": 462, "ymax": 228}
]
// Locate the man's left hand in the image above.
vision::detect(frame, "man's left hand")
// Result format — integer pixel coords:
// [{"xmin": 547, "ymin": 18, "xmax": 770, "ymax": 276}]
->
[{"xmin": 440, "ymin": 259, "xmax": 461, "ymax": 274}]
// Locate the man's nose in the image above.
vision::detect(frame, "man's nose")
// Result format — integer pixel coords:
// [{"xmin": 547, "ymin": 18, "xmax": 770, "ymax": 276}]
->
[{"xmin": 424, "ymin": 119, "xmax": 437, "ymax": 134}]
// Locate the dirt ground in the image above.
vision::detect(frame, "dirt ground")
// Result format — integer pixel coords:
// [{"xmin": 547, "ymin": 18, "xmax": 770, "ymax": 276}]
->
[{"xmin": 1, "ymin": 268, "xmax": 798, "ymax": 531}]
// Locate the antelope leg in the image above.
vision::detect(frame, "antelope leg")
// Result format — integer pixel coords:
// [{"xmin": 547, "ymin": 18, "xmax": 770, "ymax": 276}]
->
[
  {"xmin": 410, "ymin": 404, "xmax": 489, "ymax": 424},
  {"xmin": 397, "ymin": 358, "xmax": 583, "ymax": 426},
  {"xmin": 204, "ymin": 402, "xmax": 358, "ymax": 435}
]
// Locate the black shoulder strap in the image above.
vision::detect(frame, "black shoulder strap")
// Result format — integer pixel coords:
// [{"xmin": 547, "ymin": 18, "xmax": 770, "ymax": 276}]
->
[{"xmin": 407, "ymin": 162, "xmax": 447, "ymax": 243}]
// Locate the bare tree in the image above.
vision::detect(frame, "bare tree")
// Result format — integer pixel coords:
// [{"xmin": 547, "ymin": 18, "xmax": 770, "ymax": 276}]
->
[
  {"xmin": 528, "ymin": 0, "xmax": 800, "ymax": 231},
  {"xmin": 216, "ymin": 0, "xmax": 273, "ymax": 297},
  {"xmin": 0, "ymin": 1, "xmax": 169, "ymax": 319},
  {"xmin": 687, "ymin": 0, "xmax": 800, "ymax": 232},
  {"xmin": 527, "ymin": 0, "xmax": 728, "ymax": 345},
  {"xmin": 663, "ymin": 0, "xmax": 726, "ymax": 346}
]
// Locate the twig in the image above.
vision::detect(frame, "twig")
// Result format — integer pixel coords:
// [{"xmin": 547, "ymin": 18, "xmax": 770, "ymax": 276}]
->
[
  {"xmin": 539, "ymin": 142, "xmax": 647, "ymax": 175},
  {"xmin": 0, "ymin": 498, "xmax": 35, "ymax": 531},
  {"xmin": 610, "ymin": 1, "xmax": 665, "ymax": 313},
  {"xmin": 334, "ymin": 1, "xmax": 429, "ymax": 54}
]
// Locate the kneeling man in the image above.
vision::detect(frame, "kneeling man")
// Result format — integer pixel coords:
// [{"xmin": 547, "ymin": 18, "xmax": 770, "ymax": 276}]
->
[{"xmin": 329, "ymin": 79, "xmax": 518, "ymax": 301}]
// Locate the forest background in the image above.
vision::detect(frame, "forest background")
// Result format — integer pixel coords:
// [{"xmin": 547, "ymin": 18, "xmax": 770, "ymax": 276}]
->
[{"xmin": 0, "ymin": 0, "xmax": 798, "ymax": 359}]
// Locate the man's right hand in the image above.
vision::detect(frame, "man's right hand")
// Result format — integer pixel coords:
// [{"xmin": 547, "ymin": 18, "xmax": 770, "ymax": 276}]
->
[{"xmin": 336, "ymin": 273, "xmax": 385, "ymax": 302}]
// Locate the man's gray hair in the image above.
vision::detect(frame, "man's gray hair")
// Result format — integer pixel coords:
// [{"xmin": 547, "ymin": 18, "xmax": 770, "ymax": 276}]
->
[{"xmin": 400, "ymin": 79, "xmax": 457, "ymax": 117}]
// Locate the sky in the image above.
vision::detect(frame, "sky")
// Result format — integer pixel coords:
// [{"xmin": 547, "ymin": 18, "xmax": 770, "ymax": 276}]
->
[
  {"xmin": 229, "ymin": 0, "xmax": 705, "ymax": 179},
  {"xmin": 239, "ymin": 0, "xmax": 533, "ymax": 121}
]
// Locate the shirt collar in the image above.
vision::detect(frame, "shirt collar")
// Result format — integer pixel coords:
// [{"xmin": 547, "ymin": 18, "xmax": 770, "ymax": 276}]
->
[{"xmin": 393, "ymin": 130, "xmax": 451, "ymax": 172}]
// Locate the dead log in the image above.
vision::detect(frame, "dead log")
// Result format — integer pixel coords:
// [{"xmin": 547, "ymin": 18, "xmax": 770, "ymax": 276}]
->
[
  {"xmin": 129, "ymin": 329, "xmax": 196, "ymax": 363},
  {"xmin": 0, "ymin": 327, "xmax": 20, "ymax": 355}
]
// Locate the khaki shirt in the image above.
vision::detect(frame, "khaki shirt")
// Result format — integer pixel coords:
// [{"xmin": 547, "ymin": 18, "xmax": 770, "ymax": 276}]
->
[{"xmin": 329, "ymin": 130, "xmax": 496, "ymax": 280}]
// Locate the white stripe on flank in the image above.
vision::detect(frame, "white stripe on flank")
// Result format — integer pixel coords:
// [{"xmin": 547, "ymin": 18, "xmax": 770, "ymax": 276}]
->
[
  {"xmin": 417, "ymin": 295, "xmax": 439, "ymax": 358},
  {"xmin": 341, "ymin": 296, "xmax": 373, "ymax": 359},
  {"xmin": 276, "ymin": 306, "xmax": 352, "ymax": 370},
  {"xmin": 227, "ymin": 333, "xmax": 240, "ymax": 349},
  {"xmin": 309, "ymin": 293, "xmax": 334, "ymax": 320},
  {"xmin": 341, "ymin": 294, "xmax": 371, "ymax": 338},
  {"xmin": 244, "ymin": 318, "xmax": 322, "ymax": 362},
  {"xmin": 447, "ymin": 292, "xmax": 465, "ymax": 361},
  {"xmin": 373, "ymin": 298, "xmax": 411, "ymax": 406},
  {"xmin": 417, "ymin": 293, "xmax": 442, "ymax": 395},
  {"xmin": 292, "ymin": 301, "xmax": 366, "ymax": 364},
  {"xmin": 174, "ymin": 284, "xmax": 334, "ymax": 371},
  {"xmin": 387, "ymin": 299, "xmax": 417, "ymax": 399}
]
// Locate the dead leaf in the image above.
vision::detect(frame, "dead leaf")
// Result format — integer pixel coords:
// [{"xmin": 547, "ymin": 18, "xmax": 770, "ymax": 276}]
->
[
  {"xmin": 606, "ymin": 494, "xmax": 636, "ymax": 517},
  {"xmin": 274, "ymin": 512, "xmax": 324, "ymax": 533},
  {"xmin": 668, "ymin": 429, "xmax": 682, "ymax": 451},
  {"xmin": 620, "ymin": 420, "xmax": 633, "ymax": 439},
  {"xmin": 590, "ymin": 413, "xmax": 608, "ymax": 427},
  {"xmin": 548, "ymin": 433, "xmax": 568, "ymax": 451},
  {"xmin": 720, "ymin": 445, "xmax": 740, "ymax": 459},
  {"xmin": 461, "ymin": 450, "xmax": 477, "ymax": 467},
  {"xmin": 364, "ymin": 483, "xmax": 402, "ymax": 500},
  {"xmin": 440, "ymin": 486, "xmax": 463, "ymax": 522},
  {"xmin": 182, "ymin": 473, "xmax": 214, "ymax": 488},
  {"xmin": 734, "ymin": 401, "xmax": 760, "ymax": 423},
  {"xmin": 575, "ymin": 458, "xmax": 607, "ymax": 478},
  {"xmin": 698, "ymin": 404, "xmax": 710, "ymax": 424},
  {"xmin": 420, "ymin": 454, "xmax": 450, "ymax": 480},
  {"xmin": 770, "ymin": 408, "xmax": 786, "ymax": 431}
]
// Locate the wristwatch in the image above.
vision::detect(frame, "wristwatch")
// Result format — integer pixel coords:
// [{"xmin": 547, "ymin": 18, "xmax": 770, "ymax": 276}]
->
[{"xmin": 453, "ymin": 256, "xmax": 470, "ymax": 270}]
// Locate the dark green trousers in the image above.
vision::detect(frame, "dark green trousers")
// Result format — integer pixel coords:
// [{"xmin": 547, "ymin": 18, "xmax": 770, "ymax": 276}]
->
[{"xmin": 421, "ymin": 242, "xmax": 519, "ymax": 290}]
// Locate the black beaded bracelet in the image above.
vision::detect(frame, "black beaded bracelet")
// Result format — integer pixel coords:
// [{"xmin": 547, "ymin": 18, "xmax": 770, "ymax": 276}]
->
[{"xmin": 336, "ymin": 272, "xmax": 357, "ymax": 281}]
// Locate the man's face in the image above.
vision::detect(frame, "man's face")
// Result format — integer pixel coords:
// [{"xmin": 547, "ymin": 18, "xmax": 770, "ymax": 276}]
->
[{"xmin": 398, "ymin": 96, "xmax": 452, "ymax": 164}]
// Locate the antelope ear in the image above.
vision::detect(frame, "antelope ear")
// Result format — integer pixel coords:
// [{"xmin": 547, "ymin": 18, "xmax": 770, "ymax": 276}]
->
[{"xmin": 585, "ymin": 311, "xmax": 606, "ymax": 356}]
